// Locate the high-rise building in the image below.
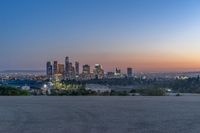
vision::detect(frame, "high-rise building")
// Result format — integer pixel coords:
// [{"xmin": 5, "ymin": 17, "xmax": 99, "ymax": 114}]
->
[
  {"xmin": 53, "ymin": 61, "xmax": 58, "ymax": 75},
  {"xmin": 114, "ymin": 68, "xmax": 123, "ymax": 78},
  {"xmin": 46, "ymin": 61, "xmax": 53, "ymax": 77},
  {"xmin": 71, "ymin": 66, "xmax": 75, "ymax": 78},
  {"xmin": 127, "ymin": 67, "xmax": 133, "ymax": 77},
  {"xmin": 75, "ymin": 61, "xmax": 79, "ymax": 76},
  {"xmin": 93, "ymin": 64, "xmax": 104, "ymax": 79},
  {"xmin": 58, "ymin": 64, "xmax": 64, "ymax": 75},
  {"xmin": 69, "ymin": 62, "xmax": 73, "ymax": 74},
  {"xmin": 82, "ymin": 64, "xmax": 91, "ymax": 80},
  {"xmin": 65, "ymin": 56, "xmax": 69, "ymax": 76},
  {"xmin": 82, "ymin": 64, "xmax": 90, "ymax": 74},
  {"xmin": 68, "ymin": 62, "xmax": 75, "ymax": 79},
  {"xmin": 115, "ymin": 68, "xmax": 121, "ymax": 75}
]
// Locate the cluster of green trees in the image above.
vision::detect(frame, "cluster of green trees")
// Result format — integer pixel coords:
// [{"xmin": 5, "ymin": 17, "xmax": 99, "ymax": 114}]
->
[
  {"xmin": 76, "ymin": 78, "xmax": 153, "ymax": 86},
  {"xmin": 50, "ymin": 76, "xmax": 200, "ymax": 96},
  {"xmin": 0, "ymin": 85, "xmax": 166, "ymax": 96},
  {"xmin": 50, "ymin": 88, "xmax": 166, "ymax": 96},
  {"xmin": 66, "ymin": 76, "xmax": 200, "ymax": 94},
  {"xmin": 51, "ymin": 81, "xmax": 130, "ymax": 96},
  {"xmin": 136, "ymin": 87, "xmax": 166, "ymax": 96},
  {"xmin": 50, "ymin": 89, "xmax": 131, "ymax": 96},
  {"xmin": 110, "ymin": 90, "xmax": 129, "ymax": 96},
  {"xmin": 0, "ymin": 86, "xmax": 29, "ymax": 96},
  {"xmin": 169, "ymin": 77, "xmax": 200, "ymax": 93},
  {"xmin": 50, "ymin": 88, "xmax": 96, "ymax": 96},
  {"xmin": 2, "ymin": 76, "xmax": 200, "ymax": 96}
]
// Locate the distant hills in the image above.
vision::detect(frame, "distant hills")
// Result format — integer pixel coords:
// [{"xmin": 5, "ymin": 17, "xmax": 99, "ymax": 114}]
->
[{"xmin": 1, "ymin": 70, "xmax": 45, "ymax": 73}]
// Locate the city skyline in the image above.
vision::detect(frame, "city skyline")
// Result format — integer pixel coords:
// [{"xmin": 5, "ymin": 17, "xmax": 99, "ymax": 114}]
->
[
  {"xmin": 46, "ymin": 56, "xmax": 130, "ymax": 73},
  {"xmin": 1, "ymin": 0, "xmax": 200, "ymax": 72},
  {"xmin": 46, "ymin": 56, "xmax": 134, "ymax": 80}
]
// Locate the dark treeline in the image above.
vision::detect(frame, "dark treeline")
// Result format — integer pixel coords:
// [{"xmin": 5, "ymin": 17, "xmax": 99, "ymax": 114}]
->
[
  {"xmin": 61, "ymin": 76, "xmax": 200, "ymax": 93},
  {"xmin": 61, "ymin": 78, "xmax": 158, "ymax": 86},
  {"xmin": 0, "ymin": 86, "xmax": 29, "ymax": 96},
  {"xmin": 1, "ymin": 76, "xmax": 199, "ymax": 96},
  {"xmin": 169, "ymin": 76, "xmax": 200, "ymax": 93},
  {"xmin": 50, "ymin": 89, "xmax": 130, "ymax": 96}
]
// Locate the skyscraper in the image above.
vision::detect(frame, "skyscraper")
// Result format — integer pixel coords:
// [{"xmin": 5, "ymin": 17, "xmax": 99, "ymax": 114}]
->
[
  {"xmin": 115, "ymin": 68, "xmax": 121, "ymax": 75},
  {"xmin": 82, "ymin": 64, "xmax": 91, "ymax": 80},
  {"xmin": 46, "ymin": 61, "xmax": 53, "ymax": 77},
  {"xmin": 58, "ymin": 64, "xmax": 64, "ymax": 75},
  {"xmin": 127, "ymin": 67, "xmax": 133, "ymax": 77},
  {"xmin": 114, "ymin": 68, "xmax": 123, "ymax": 78},
  {"xmin": 53, "ymin": 61, "xmax": 58, "ymax": 75},
  {"xmin": 65, "ymin": 56, "xmax": 70, "ymax": 77},
  {"xmin": 71, "ymin": 66, "xmax": 75, "ymax": 78},
  {"xmin": 68, "ymin": 62, "xmax": 75, "ymax": 79},
  {"xmin": 82, "ymin": 64, "xmax": 90, "ymax": 74},
  {"xmin": 75, "ymin": 61, "xmax": 79, "ymax": 76},
  {"xmin": 93, "ymin": 64, "xmax": 104, "ymax": 79}
]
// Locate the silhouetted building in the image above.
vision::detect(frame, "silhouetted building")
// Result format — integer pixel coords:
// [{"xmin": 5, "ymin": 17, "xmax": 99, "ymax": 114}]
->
[
  {"xmin": 58, "ymin": 64, "xmax": 64, "ymax": 75},
  {"xmin": 53, "ymin": 61, "xmax": 58, "ymax": 74},
  {"xmin": 75, "ymin": 61, "xmax": 79, "ymax": 76},
  {"xmin": 93, "ymin": 64, "xmax": 104, "ymax": 79},
  {"xmin": 114, "ymin": 68, "xmax": 123, "ymax": 78},
  {"xmin": 65, "ymin": 56, "xmax": 70, "ymax": 77},
  {"xmin": 82, "ymin": 64, "xmax": 90, "ymax": 74},
  {"xmin": 81, "ymin": 64, "xmax": 91, "ymax": 80},
  {"xmin": 115, "ymin": 68, "xmax": 121, "ymax": 75},
  {"xmin": 127, "ymin": 67, "xmax": 133, "ymax": 77},
  {"xmin": 46, "ymin": 61, "xmax": 53, "ymax": 77},
  {"xmin": 69, "ymin": 62, "xmax": 75, "ymax": 79}
]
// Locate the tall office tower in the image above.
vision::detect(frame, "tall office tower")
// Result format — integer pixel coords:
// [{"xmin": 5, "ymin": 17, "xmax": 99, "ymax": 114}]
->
[
  {"xmin": 58, "ymin": 64, "xmax": 65, "ymax": 75},
  {"xmin": 115, "ymin": 68, "xmax": 121, "ymax": 75},
  {"xmin": 82, "ymin": 64, "xmax": 91, "ymax": 80},
  {"xmin": 72, "ymin": 66, "xmax": 75, "ymax": 78},
  {"xmin": 65, "ymin": 56, "xmax": 70, "ymax": 76},
  {"xmin": 114, "ymin": 67, "xmax": 123, "ymax": 78},
  {"xmin": 67, "ymin": 62, "xmax": 75, "ymax": 79},
  {"xmin": 75, "ymin": 61, "xmax": 79, "ymax": 76},
  {"xmin": 93, "ymin": 64, "xmax": 104, "ymax": 79},
  {"xmin": 69, "ymin": 62, "xmax": 73, "ymax": 74},
  {"xmin": 82, "ymin": 64, "xmax": 90, "ymax": 74},
  {"xmin": 46, "ymin": 61, "xmax": 53, "ymax": 77},
  {"xmin": 127, "ymin": 67, "xmax": 133, "ymax": 77},
  {"xmin": 53, "ymin": 61, "xmax": 58, "ymax": 75}
]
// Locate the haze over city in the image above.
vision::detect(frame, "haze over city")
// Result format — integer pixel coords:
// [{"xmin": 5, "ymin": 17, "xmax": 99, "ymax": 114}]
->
[
  {"xmin": 2, "ymin": 1, "xmax": 200, "ymax": 133},
  {"xmin": 1, "ymin": 0, "xmax": 200, "ymax": 72}
]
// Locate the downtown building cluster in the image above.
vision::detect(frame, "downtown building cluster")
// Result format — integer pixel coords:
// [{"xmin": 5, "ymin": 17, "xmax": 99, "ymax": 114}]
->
[{"xmin": 46, "ymin": 56, "xmax": 133, "ymax": 80}]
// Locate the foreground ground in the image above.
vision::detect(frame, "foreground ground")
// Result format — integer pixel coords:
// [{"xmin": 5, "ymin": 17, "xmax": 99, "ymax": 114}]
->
[{"xmin": 0, "ymin": 96, "xmax": 200, "ymax": 133}]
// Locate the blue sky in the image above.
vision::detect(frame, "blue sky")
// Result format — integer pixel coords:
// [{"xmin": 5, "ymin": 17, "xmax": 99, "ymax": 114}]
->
[{"xmin": 1, "ymin": 0, "xmax": 200, "ymax": 71}]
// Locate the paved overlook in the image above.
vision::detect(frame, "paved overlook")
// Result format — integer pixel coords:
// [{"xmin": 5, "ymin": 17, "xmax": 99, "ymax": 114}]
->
[{"xmin": 0, "ymin": 96, "xmax": 200, "ymax": 133}]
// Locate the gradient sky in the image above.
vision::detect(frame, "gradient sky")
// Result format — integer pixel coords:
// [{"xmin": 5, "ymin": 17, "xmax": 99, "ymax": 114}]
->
[{"xmin": 1, "ymin": 0, "xmax": 200, "ymax": 72}]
